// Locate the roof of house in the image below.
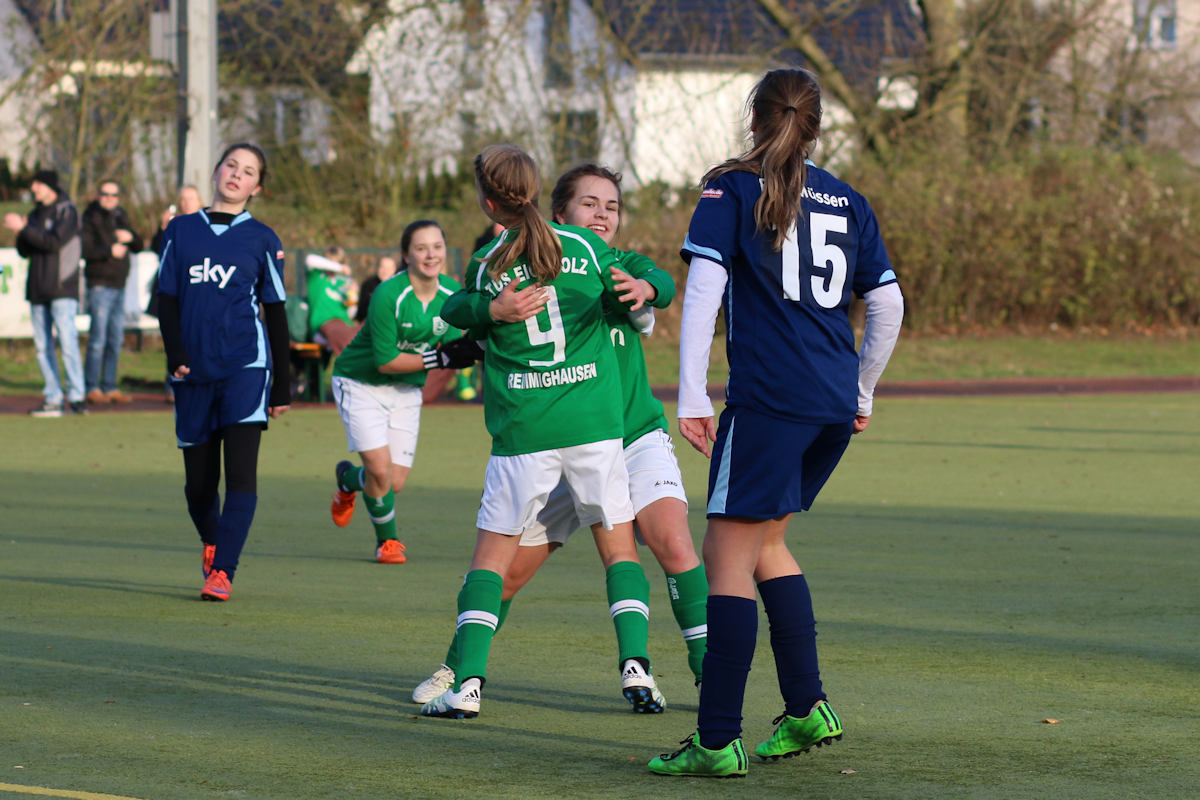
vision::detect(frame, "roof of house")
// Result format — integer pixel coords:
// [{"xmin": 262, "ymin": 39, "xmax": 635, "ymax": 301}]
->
[{"xmin": 596, "ymin": 0, "xmax": 921, "ymax": 92}]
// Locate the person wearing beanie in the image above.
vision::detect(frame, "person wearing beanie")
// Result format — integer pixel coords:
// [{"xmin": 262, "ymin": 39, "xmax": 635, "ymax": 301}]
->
[{"xmin": 3, "ymin": 169, "xmax": 86, "ymax": 417}]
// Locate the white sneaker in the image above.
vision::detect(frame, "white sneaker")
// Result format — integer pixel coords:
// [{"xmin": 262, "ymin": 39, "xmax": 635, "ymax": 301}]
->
[
  {"xmin": 620, "ymin": 658, "xmax": 666, "ymax": 713},
  {"xmin": 412, "ymin": 664, "xmax": 456, "ymax": 704},
  {"xmin": 420, "ymin": 678, "xmax": 481, "ymax": 719}
]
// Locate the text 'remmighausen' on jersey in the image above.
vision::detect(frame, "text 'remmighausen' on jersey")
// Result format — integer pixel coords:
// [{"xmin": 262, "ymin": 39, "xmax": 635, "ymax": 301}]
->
[{"xmin": 442, "ymin": 223, "xmax": 627, "ymax": 456}]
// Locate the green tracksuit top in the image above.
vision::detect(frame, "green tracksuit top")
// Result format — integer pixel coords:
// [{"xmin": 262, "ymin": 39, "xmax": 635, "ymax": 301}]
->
[{"xmin": 607, "ymin": 249, "xmax": 675, "ymax": 447}]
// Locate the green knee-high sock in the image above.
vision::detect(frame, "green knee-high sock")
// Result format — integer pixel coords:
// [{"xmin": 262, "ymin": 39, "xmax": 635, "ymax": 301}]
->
[
  {"xmin": 666, "ymin": 564, "xmax": 709, "ymax": 683},
  {"xmin": 453, "ymin": 570, "xmax": 504, "ymax": 689},
  {"xmin": 606, "ymin": 560, "xmax": 651, "ymax": 668},
  {"xmin": 363, "ymin": 490, "xmax": 396, "ymax": 544},
  {"xmin": 444, "ymin": 597, "xmax": 511, "ymax": 673},
  {"xmin": 340, "ymin": 465, "xmax": 365, "ymax": 492}
]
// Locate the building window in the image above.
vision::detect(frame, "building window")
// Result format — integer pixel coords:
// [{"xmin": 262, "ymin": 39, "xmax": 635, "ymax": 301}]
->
[
  {"xmin": 543, "ymin": 0, "xmax": 572, "ymax": 88},
  {"xmin": 1132, "ymin": 0, "xmax": 1176, "ymax": 50},
  {"xmin": 549, "ymin": 110, "xmax": 597, "ymax": 169}
]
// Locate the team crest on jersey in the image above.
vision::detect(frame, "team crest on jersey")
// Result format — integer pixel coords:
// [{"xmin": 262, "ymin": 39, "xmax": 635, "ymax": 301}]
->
[
  {"xmin": 700, "ymin": 188, "xmax": 724, "ymax": 199},
  {"xmin": 432, "ymin": 317, "xmax": 448, "ymax": 336},
  {"xmin": 276, "ymin": 250, "xmax": 285, "ymax": 260}
]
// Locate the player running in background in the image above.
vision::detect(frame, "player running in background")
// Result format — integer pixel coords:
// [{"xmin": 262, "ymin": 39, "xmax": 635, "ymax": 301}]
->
[
  {"xmin": 648, "ymin": 69, "xmax": 904, "ymax": 777},
  {"xmin": 418, "ymin": 144, "xmax": 654, "ymax": 720},
  {"xmin": 155, "ymin": 142, "xmax": 291, "ymax": 602},
  {"xmin": 328, "ymin": 219, "xmax": 477, "ymax": 564},
  {"xmin": 413, "ymin": 164, "xmax": 707, "ymax": 710}
]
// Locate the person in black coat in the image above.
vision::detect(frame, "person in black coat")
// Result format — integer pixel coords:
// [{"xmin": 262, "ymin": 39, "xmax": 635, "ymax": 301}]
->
[
  {"xmin": 3, "ymin": 169, "xmax": 86, "ymax": 416},
  {"xmin": 81, "ymin": 179, "xmax": 144, "ymax": 403}
]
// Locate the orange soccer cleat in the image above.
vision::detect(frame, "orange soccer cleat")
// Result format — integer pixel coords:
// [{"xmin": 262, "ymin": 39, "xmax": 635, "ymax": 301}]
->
[
  {"xmin": 202, "ymin": 543, "xmax": 216, "ymax": 578},
  {"xmin": 201, "ymin": 569, "xmax": 231, "ymax": 601},
  {"xmin": 376, "ymin": 539, "xmax": 407, "ymax": 564}
]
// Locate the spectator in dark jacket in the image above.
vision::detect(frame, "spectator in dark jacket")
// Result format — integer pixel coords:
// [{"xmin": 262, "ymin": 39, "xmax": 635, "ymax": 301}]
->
[
  {"xmin": 81, "ymin": 179, "xmax": 144, "ymax": 404},
  {"xmin": 3, "ymin": 169, "xmax": 85, "ymax": 417}
]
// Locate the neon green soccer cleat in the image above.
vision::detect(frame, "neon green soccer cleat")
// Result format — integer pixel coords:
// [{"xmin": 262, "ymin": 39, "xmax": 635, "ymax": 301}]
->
[
  {"xmin": 754, "ymin": 700, "xmax": 843, "ymax": 760},
  {"xmin": 648, "ymin": 733, "xmax": 748, "ymax": 778}
]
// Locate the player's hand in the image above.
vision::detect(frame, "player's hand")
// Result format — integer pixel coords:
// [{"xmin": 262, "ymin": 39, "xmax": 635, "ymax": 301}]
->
[
  {"xmin": 172, "ymin": 365, "xmax": 190, "ymax": 379},
  {"xmin": 611, "ymin": 267, "xmax": 655, "ymax": 311},
  {"xmin": 111, "ymin": 243, "xmax": 128, "ymax": 259},
  {"xmin": 3, "ymin": 212, "xmax": 25, "ymax": 231},
  {"xmin": 679, "ymin": 416, "xmax": 716, "ymax": 458},
  {"xmin": 115, "ymin": 229, "xmax": 134, "ymax": 244},
  {"xmin": 422, "ymin": 337, "xmax": 484, "ymax": 370},
  {"xmin": 490, "ymin": 280, "xmax": 547, "ymax": 323},
  {"xmin": 269, "ymin": 404, "xmax": 290, "ymax": 419},
  {"xmin": 853, "ymin": 414, "xmax": 870, "ymax": 434}
]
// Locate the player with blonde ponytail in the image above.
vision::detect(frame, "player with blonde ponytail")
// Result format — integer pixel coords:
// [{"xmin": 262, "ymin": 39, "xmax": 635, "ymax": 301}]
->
[{"xmin": 419, "ymin": 144, "xmax": 664, "ymax": 720}]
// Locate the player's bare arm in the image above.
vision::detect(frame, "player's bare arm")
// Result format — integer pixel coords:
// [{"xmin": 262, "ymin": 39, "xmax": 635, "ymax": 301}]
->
[
  {"xmin": 611, "ymin": 266, "xmax": 656, "ymax": 311},
  {"xmin": 490, "ymin": 280, "xmax": 546, "ymax": 322}
]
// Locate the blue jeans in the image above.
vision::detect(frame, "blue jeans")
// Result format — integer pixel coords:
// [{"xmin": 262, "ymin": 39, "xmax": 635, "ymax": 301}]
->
[
  {"xmin": 85, "ymin": 285, "xmax": 126, "ymax": 393},
  {"xmin": 30, "ymin": 298, "xmax": 85, "ymax": 405}
]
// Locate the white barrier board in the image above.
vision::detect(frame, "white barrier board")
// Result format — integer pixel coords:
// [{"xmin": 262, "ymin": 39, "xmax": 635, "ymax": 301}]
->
[{"xmin": 0, "ymin": 249, "xmax": 161, "ymax": 338}]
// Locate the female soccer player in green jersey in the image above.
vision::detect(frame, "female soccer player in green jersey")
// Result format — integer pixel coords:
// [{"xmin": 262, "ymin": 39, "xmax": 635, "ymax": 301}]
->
[
  {"xmin": 413, "ymin": 164, "xmax": 708, "ymax": 711},
  {"xmin": 418, "ymin": 145, "xmax": 655, "ymax": 720},
  {"xmin": 327, "ymin": 220, "xmax": 479, "ymax": 563}
]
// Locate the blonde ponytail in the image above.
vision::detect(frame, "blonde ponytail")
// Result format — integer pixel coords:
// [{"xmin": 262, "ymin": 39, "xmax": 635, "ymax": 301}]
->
[{"xmin": 475, "ymin": 145, "xmax": 563, "ymax": 283}]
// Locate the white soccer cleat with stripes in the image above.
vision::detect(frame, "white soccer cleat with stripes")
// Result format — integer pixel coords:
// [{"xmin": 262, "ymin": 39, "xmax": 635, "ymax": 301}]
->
[
  {"xmin": 621, "ymin": 658, "xmax": 666, "ymax": 713},
  {"xmin": 419, "ymin": 678, "xmax": 481, "ymax": 719}
]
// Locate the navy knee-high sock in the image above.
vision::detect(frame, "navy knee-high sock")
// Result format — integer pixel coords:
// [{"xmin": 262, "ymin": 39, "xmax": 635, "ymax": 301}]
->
[
  {"xmin": 759, "ymin": 574, "xmax": 826, "ymax": 717},
  {"xmin": 211, "ymin": 490, "xmax": 257, "ymax": 581},
  {"xmin": 697, "ymin": 595, "xmax": 758, "ymax": 750}
]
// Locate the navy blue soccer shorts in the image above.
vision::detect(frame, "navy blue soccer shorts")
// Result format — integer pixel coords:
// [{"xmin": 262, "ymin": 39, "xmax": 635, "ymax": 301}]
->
[
  {"xmin": 172, "ymin": 368, "xmax": 270, "ymax": 448},
  {"xmin": 706, "ymin": 405, "xmax": 853, "ymax": 519}
]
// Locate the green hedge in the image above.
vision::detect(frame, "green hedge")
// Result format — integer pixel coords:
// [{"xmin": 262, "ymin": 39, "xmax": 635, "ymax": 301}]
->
[
  {"xmin": 159, "ymin": 145, "xmax": 1197, "ymax": 338},
  {"xmin": 847, "ymin": 147, "xmax": 1200, "ymax": 332}
]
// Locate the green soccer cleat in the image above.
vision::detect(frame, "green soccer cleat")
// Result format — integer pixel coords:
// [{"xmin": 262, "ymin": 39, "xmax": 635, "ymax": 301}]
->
[
  {"xmin": 754, "ymin": 699, "xmax": 843, "ymax": 761},
  {"xmin": 648, "ymin": 733, "xmax": 748, "ymax": 778}
]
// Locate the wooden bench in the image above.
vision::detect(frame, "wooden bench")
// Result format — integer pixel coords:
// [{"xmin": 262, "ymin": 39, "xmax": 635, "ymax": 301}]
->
[{"xmin": 290, "ymin": 341, "xmax": 326, "ymax": 402}]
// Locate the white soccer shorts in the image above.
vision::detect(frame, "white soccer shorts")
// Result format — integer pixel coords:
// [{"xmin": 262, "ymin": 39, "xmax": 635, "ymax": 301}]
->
[
  {"xmin": 519, "ymin": 428, "xmax": 687, "ymax": 547},
  {"xmin": 478, "ymin": 438, "xmax": 634, "ymax": 537},
  {"xmin": 332, "ymin": 376, "xmax": 422, "ymax": 467}
]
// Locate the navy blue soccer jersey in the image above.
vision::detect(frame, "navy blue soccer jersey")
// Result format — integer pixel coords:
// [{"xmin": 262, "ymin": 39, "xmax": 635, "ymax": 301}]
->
[
  {"xmin": 157, "ymin": 210, "xmax": 286, "ymax": 382},
  {"xmin": 681, "ymin": 166, "xmax": 897, "ymax": 423}
]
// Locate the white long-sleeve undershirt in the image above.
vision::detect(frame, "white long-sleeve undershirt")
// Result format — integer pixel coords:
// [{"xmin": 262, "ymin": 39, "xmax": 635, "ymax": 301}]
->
[
  {"xmin": 677, "ymin": 256, "xmax": 904, "ymax": 419},
  {"xmin": 857, "ymin": 282, "xmax": 904, "ymax": 417},
  {"xmin": 677, "ymin": 257, "xmax": 727, "ymax": 419}
]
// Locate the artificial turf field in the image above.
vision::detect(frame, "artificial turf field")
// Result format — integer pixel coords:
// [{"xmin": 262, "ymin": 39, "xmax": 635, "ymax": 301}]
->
[{"xmin": 1, "ymin": 393, "xmax": 1197, "ymax": 800}]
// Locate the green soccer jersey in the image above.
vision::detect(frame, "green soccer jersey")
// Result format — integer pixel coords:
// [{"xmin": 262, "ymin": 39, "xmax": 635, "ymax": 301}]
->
[
  {"xmin": 442, "ymin": 223, "xmax": 627, "ymax": 456},
  {"xmin": 333, "ymin": 272, "xmax": 462, "ymax": 388},
  {"xmin": 607, "ymin": 249, "xmax": 676, "ymax": 447},
  {"xmin": 307, "ymin": 269, "xmax": 354, "ymax": 332}
]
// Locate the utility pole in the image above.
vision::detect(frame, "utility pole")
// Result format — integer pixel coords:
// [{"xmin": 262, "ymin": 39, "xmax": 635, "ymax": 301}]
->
[{"xmin": 175, "ymin": 0, "xmax": 218, "ymax": 197}]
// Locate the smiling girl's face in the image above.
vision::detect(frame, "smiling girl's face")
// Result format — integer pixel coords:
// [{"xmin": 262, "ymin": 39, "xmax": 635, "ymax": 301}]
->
[
  {"xmin": 405, "ymin": 225, "xmax": 447, "ymax": 281},
  {"xmin": 556, "ymin": 175, "xmax": 620, "ymax": 245}
]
